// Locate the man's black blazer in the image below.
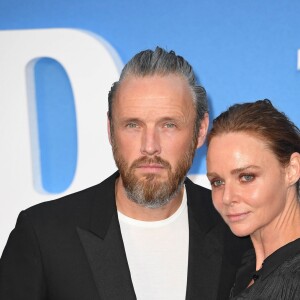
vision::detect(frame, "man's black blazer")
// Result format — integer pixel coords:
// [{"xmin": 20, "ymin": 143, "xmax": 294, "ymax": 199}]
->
[{"xmin": 0, "ymin": 172, "xmax": 250, "ymax": 299}]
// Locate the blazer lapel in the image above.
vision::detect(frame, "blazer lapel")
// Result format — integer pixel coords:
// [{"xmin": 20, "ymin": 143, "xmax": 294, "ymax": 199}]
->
[
  {"xmin": 77, "ymin": 172, "xmax": 136, "ymax": 300},
  {"xmin": 186, "ymin": 213, "xmax": 224, "ymax": 300},
  {"xmin": 185, "ymin": 178, "xmax": 224, "ymax": 300},
  {"xmin": 77, "ymin": 215, "xmax": 136, "ymax": 300}
]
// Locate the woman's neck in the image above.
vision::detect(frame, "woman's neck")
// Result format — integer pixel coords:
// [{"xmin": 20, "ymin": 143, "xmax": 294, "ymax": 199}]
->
[{"xmin": 251, "ymin": 198, "xmax": 300, "ymax": 270}]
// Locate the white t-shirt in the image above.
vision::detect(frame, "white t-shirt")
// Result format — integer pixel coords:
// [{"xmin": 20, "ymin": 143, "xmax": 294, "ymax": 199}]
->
[{"xmin": 118, "ymin": 188, "xmax": 189, "ymax": 300}]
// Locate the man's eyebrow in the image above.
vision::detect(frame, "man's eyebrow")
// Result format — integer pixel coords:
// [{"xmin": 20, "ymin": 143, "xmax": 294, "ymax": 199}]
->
[
  {"xmin": 118, "ymin": 117, "xmax": 141, "ymax": 123},
  {"xmin": 159, "ymin": 116, "xmax": 182, "ymax": 122}
]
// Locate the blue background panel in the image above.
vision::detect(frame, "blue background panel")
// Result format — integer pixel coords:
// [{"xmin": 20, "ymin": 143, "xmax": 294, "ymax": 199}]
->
[{"xmin": 1, "ymin": 0, "xmax": 299, "ymax": 187}]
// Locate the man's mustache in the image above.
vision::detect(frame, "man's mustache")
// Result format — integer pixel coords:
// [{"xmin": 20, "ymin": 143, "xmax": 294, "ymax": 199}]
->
[{"xmin": 130, "ymin": 156, "xmax": 171, "ymax": 170}]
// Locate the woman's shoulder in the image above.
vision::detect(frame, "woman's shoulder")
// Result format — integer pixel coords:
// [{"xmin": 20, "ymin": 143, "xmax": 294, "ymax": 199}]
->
[{"xmin": 279, "ymin": 251, "xmax": 300, "ymax": 274}]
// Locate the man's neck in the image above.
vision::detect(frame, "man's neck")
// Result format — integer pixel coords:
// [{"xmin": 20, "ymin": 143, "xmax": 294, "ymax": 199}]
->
[{"xmin": 115, "ymin": 177, "xmax": 184, "ymax": 221}]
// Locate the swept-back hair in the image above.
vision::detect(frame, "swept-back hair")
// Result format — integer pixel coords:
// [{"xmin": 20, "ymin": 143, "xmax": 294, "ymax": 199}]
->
[
  {"xmin": 108, "ymin": 46, "xmax": 207, "ymax": 132},
  {"xmin": 208, "ymin": 99, "xmax": 300, "ymax": 195}
]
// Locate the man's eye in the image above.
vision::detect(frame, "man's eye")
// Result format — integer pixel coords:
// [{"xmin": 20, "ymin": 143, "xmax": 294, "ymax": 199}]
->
[
  {"xmin": 126, "ymin": 123, "xmax": 138, "ymax": 128},
  {"xmin": 165, "ymin": 123, "xmax": 176, "ymax": 128},
  {"xmin": 241, "ymin": 174, "xmax": 254, "ymax": 182},
  {"xmin": 211, "ymin": 179, "xmax": 224, "ymax": 187}
]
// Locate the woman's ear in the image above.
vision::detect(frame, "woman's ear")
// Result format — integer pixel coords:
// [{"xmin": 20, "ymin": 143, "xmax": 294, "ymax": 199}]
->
[{"xmin": 286, "ymin": 152, "xmax": 300, "ymax": 186}]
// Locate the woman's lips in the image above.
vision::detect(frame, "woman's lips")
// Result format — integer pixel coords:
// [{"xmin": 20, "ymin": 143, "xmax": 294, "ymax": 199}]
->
[{"xmin": 226, "ymin": 212, "xmax": 250, "ymax": 222}]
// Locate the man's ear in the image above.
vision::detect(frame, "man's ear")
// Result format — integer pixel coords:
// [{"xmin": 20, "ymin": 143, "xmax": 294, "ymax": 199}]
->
[
  {"xmin": 107, "ymin": 112, "xmax": 112, "ymax": 145},
  {"xmin": 196, "ymin": 113, "xmax": 209, "ymax": 149},
  {"xmin": 286, "ymin": 152, "xmax": 300, "ymax": 187}
]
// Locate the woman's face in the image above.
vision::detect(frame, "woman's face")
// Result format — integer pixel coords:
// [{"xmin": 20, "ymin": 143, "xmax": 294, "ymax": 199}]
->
[{"xmin": 206, "ymin": 132, "xmax": 290, "ymax": 238}]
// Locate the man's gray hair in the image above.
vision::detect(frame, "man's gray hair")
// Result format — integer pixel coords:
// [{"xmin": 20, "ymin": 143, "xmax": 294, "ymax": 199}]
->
[{"xmin": 108, "ymin": 47, "xmax": 208, "ymax": 132}]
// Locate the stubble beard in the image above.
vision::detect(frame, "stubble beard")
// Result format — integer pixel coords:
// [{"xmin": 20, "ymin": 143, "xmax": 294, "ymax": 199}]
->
[{"xmin": 111, "ymin": 135, "xmax": 198, "ymax": 209}]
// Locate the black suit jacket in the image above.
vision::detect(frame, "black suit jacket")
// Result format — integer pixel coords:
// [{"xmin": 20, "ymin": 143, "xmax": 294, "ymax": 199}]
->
[{"xmin": 0, "ymin": 172, "xmax": 250, "ymax": 299}]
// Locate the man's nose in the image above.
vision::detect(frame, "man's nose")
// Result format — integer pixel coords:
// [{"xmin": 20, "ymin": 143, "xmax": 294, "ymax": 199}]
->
[{"xmin": 140, "ymin": 127, "xmax": 161, "ymax": 156}]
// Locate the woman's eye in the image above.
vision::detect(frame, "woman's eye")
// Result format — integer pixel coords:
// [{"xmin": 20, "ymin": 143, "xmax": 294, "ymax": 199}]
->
[
  {"xmin": 241, "ymin": 174, "xmax": 254, "ymax": 182},
  {"xmin": 211, "ymin": 179, "xmax": 224, "ymax": 187}
]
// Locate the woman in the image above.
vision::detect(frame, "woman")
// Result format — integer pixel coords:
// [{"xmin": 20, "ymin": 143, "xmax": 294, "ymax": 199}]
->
[{"xmin": 206, "ymin": 99, "xmax": 300, "ymax": 299}]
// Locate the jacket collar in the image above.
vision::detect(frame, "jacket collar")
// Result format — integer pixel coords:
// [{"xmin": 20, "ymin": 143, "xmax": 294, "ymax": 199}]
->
[
  {"xmin": 79, "ymin": 172, "xmax": 225, "ymax": 300},
  {"xmin": 89, "ymin": 171, "xmax": 119, "ymax": 238},
  {"xmin": 78, "ymin": 171, "xmax": 136, "ymax": 300},
  {"xmin": 185, "ymin": 177, "xmax": 224, "ymax": 299}
]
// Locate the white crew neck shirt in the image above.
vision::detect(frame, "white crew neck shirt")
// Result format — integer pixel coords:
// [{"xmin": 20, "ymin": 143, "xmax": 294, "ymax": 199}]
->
[{"xmin": 118, "ymin": 187, "xmax": 189, "ymax": 300}]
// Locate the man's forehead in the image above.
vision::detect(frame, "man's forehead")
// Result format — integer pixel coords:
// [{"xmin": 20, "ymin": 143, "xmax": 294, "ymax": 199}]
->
[
  {"xmin": 115, "ymin": 74, "xmax": 193, "ymax": 103},
  {"xmin": 119, "ymin": 73, "xmax": 189, "ymax": 90}
]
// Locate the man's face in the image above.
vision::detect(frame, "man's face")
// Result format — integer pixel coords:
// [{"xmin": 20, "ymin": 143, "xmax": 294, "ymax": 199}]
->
[{"xmin": 109, "ymin": 74, "xmax": 207, "ymax": 208}]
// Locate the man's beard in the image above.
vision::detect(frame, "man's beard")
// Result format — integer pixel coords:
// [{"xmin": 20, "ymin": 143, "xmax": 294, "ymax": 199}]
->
[{"xmin": 111, "ymin": 135, "xmax": 198, "ymax": 209}]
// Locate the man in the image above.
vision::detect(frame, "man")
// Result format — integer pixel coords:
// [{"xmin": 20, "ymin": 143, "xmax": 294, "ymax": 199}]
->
[{"xmin": 0, "ymin": 47, "xmax": 250, "ymax": 299}]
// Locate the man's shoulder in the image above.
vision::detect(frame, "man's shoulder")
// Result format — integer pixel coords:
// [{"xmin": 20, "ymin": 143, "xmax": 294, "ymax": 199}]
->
[
  {"xmin": 21, "ymin": 172, "xmax": 118, "ymax": 222},
  {"xmin": 185, "ymin": 176, "xmax": 214, "ymax": 210},
  {"xmin": 185, "ymin": 177, "xmax": 211, "ymax": 197},
  {"xmin": 185, "ymin": 176, "xmax": 224, "ymax": 227}
]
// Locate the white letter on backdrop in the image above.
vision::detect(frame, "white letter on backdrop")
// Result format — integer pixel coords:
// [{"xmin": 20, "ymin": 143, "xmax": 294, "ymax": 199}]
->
[{"xmin": 0, "ymin": 28, "xmax": 122, "ymax": 254}]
